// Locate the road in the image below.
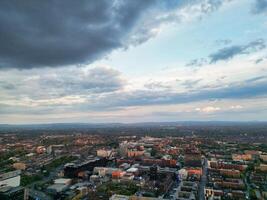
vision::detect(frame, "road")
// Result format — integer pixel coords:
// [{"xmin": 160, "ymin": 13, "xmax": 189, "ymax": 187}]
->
[{"xmin": 199, "ymin": 158, "xmax": 208, "ymax": 200}]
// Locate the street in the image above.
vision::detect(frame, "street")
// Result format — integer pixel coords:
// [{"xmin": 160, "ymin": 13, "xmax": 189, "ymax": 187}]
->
[{"xmin": 199, "ymin": 158, "xmax": 208, "ymax": 200}]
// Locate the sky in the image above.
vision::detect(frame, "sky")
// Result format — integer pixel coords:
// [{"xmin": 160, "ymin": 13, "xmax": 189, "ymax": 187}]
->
[{"xmin": 0, "ymin": 0, "xmax": 267, "ymax": 124}]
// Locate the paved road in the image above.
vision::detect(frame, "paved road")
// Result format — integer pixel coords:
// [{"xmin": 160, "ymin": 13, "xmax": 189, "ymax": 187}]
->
[{"xmin": 199, "ymin": 158, "xmax": 208, "ymax": 200}]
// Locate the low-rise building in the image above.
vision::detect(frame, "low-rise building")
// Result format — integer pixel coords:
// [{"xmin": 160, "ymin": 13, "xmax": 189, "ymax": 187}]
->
[
  {"xmin": 0, "ymin": 170, "xmax": 21, "ymax": 188},
  {"xmin": 232, "ymin": 153, "xmax": 252, "ymax": 161},
  {"xmin": 256, "ymin": 164, "xmax": 267, "ymax": 172},
  {"xmin": 12, "ymin": 162, "xmax": 26, "ymax": 170},
  {"xmin": 97, "ymin": 149, "xmax": 113, "ymax": 158}
]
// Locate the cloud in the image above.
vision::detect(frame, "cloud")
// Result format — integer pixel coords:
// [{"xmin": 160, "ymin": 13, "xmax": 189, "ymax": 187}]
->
[
  {"xmin": 144, "ymin": 81, "xmax": 172, "ymax": 90},
  {"xmin": 1, "ymin": 64, "xmax": 267, "ymax": 120},
  {"xmin": 85, "ymin": 79, "xmax": 267, "ymax": 109},
  {"xmin": 0, "ymin": 81, "xmax": 15, "ymax": 90},
  {"xmin": 186, "ymin": 58, "xmax": 208, "ymax": 67},
  {"xmin": 1, "ymin": 63, "xmax": 267, "ymax": 112},
  {"xmin": 61, "ymin": 67, "xmax": 267, "ymax": 108},
  {"xmin": 195, "ymin": 106, "xmax": 221, "ymax": 113},
  {"xmin": 245, "ymin": 75, "xmax": 267, "ymax": 83},
  {"xmin": 214, "ymin": 39, "xmax": 232, "ymax": 46},
  {"xmin": 252, "ymin": 0, "xmax": 267, "ymax": 14},
  {"xmin": 230, "ymin": 105, "xmax": 243, "ymax": 109},
  {"xmin": 180, "ymin": 79, "xmax": 202, "ymax": 88},
  {"xmin": 0, "ymin": 0, "xmax": 155, "ymax": 69},
  {"xmin": 0, "ymin": 0, "xmax": 231, "ymax": 69},
  {"xmin": 209, "ymin": 39, "xmax": 266, "ymax": 63},
  {"xmin": 187, "ymin": 39, "xmax": 266, "ymax": 66},
  {"xmin": 255, "ymin": 55, "xmax": 267, "ymax": 64},
  {"xmin": 0, "ymin": 66, "xmax": 125, "ymax": 103},
  {"xmin": 38, "ymin": 66, "xmax": 126, "ymax": 95}
]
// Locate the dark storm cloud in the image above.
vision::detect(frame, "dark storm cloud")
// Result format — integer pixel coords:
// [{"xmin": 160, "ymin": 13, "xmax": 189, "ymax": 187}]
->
[
  {"xmin": 252, "ymin": 0, "xmax": 267, "ymax": 14},
  {"xmin": 0, "ymin": 0, "xmax": 155, "ymax": 69},
  {"xmin": 0, "ymin": 0, "xmax": 231, "ymax": 69}
]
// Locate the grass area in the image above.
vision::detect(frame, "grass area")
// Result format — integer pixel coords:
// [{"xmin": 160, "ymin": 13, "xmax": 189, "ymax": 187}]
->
[
  {"xmin": 97, "ymin": 182, "xmax": 139, "ymax": 196},
  {"xmin": 21, "ymin": 174, "xmax": 42, "ymax": 186}
]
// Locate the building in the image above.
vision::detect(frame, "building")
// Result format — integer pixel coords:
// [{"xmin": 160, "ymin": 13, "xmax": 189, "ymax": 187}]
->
[
  {"xmin": 0, "ymin": 186, "xmax": 25, "ymax": 200},
  {"xmin": 0, "ymin": 170, "xmax": 21, "ymax": 188},
  {"xmin": 119, "ymin": 142, "xmax": 129, "ymax": 157},
  {"xmin": 205, "ymin": 187, "xmax": 224, "ymax": 199},
  {"xmin": 112, "ymin": 170, "xmax": 125, "ymax": 179},
  {"xmin": 12, "ymin": 162, "xmax": 26, "ymax": 170},
  {"xmin": 47, "ymin": 184, "xmax": 68, "ymax": 194},
  {"xmin": 186, "ymin": 168, "xmax": 202, "ymax": 179},
  {"xmin": 178, "ymin": 169, "xmax": 188, "ymax": 180},
  {"xmin": 256, "ymin": 164, "xmax": 267, "ymax": 172},
  {"xmin": 47, "ymin": 144, "xmax": 65, "ymax": 155},
  {"xmin": 209, "ymin": 161, "xmax": 247, "ymax": 171},
  {"xmin": 149, "ymin": 165, "xmax": 158, "ymax": 180},
  {"xmin": 93, "ymin": 167, "xmax": 120, "ymax": 176},
  {"xmin": 216, "ymin": 179, "xmax": 245, "ymax": 190},
  {"xmin": 260, "ymin": 154, "xmax": 267, "ymax": 162},
  {"xmin": 97, "ymin": 149, "xmax": 113, "ymax": 157},
  {"xmin": 244, "ymin": 150, "xmax": 261, "ymax": 156},
  {"xmin": 110, "ymin": 194, "xmax": 168, "ymax": 200},
  {"xmin": 64, "ymin": 157, "xmax": 109, "ymax": 178},
  {"xmin": 184, "ymin": 149, "xmax": 202, "ymax": 168},
  {"xmin": 47, "ymin": 177, "xmax": 72, "ymax": 194},
  {"xmin": 36, "ymin": 146, "xmax": 46, "ymax": 154},
  {"xmin": 127, "ymin": 150, "xmax": 144, "ymax": 158},
  {"xmin": 175, "ymin": 181, "xmax": 198, "ymax": 200},
  {"xmin": 54, "ymin": 178, "xmax": 72, "ymax": 185},
  {"xmin": 232, "ymin": 154, "xmax": 252, "ymax": 161},
  {"xmin": 219, "ymin": 169, "xmax": 240, "ymax": 178},
  {"xmin": 110, "ymin": 194, "xmax": 129, "ymax": 200}
]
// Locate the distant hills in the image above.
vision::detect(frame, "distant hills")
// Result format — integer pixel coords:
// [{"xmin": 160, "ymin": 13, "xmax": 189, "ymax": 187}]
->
[{"xmin": 0, "ymin": 121, "xmax": 267, "ymax": 131}]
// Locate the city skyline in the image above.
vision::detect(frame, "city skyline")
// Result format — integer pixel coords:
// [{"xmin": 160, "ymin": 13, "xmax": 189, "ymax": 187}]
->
[{"xmin": 0, "ymin": 0, "xmax": 267, "ymax": 123}]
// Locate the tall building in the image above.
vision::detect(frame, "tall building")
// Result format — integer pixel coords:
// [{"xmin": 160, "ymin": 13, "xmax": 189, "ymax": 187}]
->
[
  {"xmin": 149, "ymin": 165, "xmax": 158, "ymax": 180},
  {"xmin": 119, "ymin": 142, "xmax": 128, "ymax": 157}
]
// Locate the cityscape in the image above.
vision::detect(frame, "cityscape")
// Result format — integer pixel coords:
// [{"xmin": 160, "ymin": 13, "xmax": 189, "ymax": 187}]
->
[
  {"xmin": 1, "ymin": 0, "xmax": 267, "ymax": 200},
  {"xmin": 0, "ymin": 123, "xmax": 267, "ymax": 200}
]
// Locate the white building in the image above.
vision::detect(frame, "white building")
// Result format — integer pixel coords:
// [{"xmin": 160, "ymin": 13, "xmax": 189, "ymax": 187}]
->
[
  {"xmin": 0, "ymin": 170, "xmax": 21, "ymax": 188},
  {"xmin": 178, "ymin": 169, "xmax": 188, "ymax": 180},
  {"xmin": 54, "ymin": 178, "xmax": 72, "ymax": 185},
  {"xmin": 110, "ymin": 194, "xmax": 129, "ymax": 200}
]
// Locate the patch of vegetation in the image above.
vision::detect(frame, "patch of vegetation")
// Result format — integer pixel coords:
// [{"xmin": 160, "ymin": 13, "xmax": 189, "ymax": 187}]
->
[
  {"xmin": 21, "ymin": 174, "xmax": 42, "ymax": 186},
  {"xmin": 97, "ymin": 182, "xmax": 139, "ymax": 196}
]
